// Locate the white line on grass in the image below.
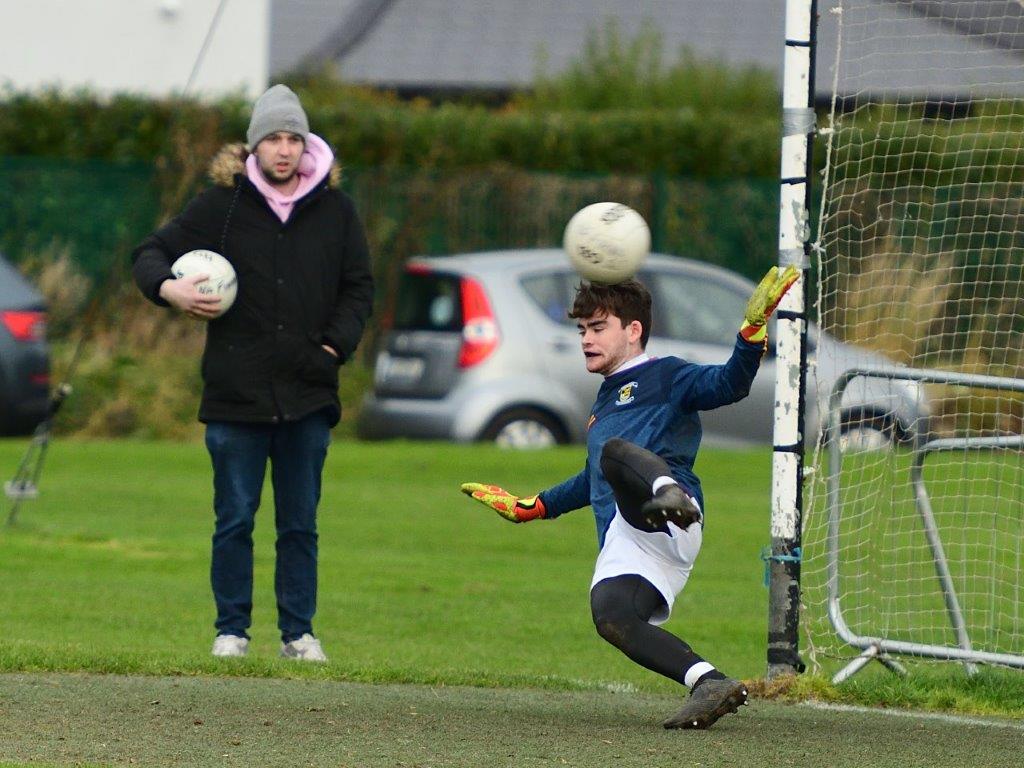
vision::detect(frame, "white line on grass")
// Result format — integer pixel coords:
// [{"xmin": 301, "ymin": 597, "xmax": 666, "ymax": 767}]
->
[
  {"xmin": 802, "ymin": 701, "xmax": 1024, "ymax": 731},
  {"xmin": 564, "ymin": 678, "xmax": 639, "ymax": 694}
]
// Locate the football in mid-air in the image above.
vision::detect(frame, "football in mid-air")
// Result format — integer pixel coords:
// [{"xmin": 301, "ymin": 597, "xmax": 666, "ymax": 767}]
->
[
  {"xmin": 563, "ymin": 202, "xmax": 651, "ymax": 284},
  {"xmin": 171, "ymin": 249, "xmax": 238, "ymax": 318}
]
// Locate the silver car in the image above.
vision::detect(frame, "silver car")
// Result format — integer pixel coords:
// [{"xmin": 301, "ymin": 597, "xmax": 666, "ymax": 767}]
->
[{"xmin": 357, "ymin": 249, "xmax": 929, "ymax": 448}]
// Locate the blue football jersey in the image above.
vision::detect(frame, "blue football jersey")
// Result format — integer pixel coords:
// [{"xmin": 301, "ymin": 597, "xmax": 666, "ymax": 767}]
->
[{"xmin": 540, "ymin": 335, "xmax": 764, "ymax": 546}]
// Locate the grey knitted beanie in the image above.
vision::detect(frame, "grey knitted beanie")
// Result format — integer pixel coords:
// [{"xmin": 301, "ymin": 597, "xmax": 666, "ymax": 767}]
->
[{"xmin": 246, "ymin": 84, "xmax": 309, "ymax": 148}]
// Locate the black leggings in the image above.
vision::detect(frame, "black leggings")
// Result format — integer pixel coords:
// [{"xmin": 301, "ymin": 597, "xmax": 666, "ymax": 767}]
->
[
  {"xmin": 599, "ymin": 437, "xmax": 668, "ymax": 521},
  {"xmin": 590, "ymin": 574, "xmax": 715, "ymax": 686},
  {"xmin": 593, "ymin": 439, "xmax": 718, "ymax": 686}
]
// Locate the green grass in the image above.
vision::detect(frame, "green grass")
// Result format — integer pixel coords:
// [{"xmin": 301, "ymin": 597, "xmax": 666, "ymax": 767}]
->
[
  {"xmin": 769, "ymin": 663, "xmax": 1024, "ymax": 720},
  {"xmin": 798, "ymin": 446, "xmax": 1024, "ymax": 712},
  {"xmin": 801, "ymin": 448, "xmax": 1024, "ymax": 643},
  {"xmin": 0, "ymin": 439, "xmax": 771, "ymax": 689},
  {"xmin": 0, "ymin": 438, "xmax": 1021, "ymax": 767}
]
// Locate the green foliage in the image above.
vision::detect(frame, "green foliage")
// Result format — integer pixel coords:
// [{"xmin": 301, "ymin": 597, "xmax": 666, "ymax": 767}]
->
[
  {"xmin": 0, "ymin": 156, "xmax": 159, "ymax": 283},
  {"xmin": 518, "ymin": 19, "xmax": 778, "ymax": 115},
  {"xmin": 0, "ymin": 85, "xmax": 779, "ymax": 176},
  {"xmin": 14, "ymin": 243, "xmax": 91, "ymax": 337},
  {"xmin": 4, "ymin": 27, "xmax": 1022, "ymax": 442},
  {"xmin": 830, "ymin": 117, "xmax": 1024, "ymax": 189},
  {"xmin": 0, "ymin": 86, "xmax": 248, "ymax": 162},
  {"xmin": 313, "ymin": 101, "xmax": 778, "ymax": 176},
  {"xmin": 0, "ymin": 24, "xmax": 783, "ymax": 178},
  {"xmin": 819, "ymin": 124, "xmax": 1024, "ymax": 402},
  {"xmin": 40, "ymin": 298, "xmax": 373, "ymax": 441},
  {"xmin": 10, "ymin": 168, "xmax": 779, "ymax": 437}
]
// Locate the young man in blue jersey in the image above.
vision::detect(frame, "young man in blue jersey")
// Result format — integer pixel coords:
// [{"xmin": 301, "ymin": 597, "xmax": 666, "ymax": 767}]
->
[{"xmin": 462, "ymin": 265, "xmax": 798, "ymax": 730}]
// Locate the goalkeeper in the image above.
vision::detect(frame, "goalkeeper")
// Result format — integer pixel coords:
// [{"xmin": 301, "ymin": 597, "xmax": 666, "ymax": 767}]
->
[{"xmin": 462, "ymin": 266, "xmax": 798, "ymax": 730}]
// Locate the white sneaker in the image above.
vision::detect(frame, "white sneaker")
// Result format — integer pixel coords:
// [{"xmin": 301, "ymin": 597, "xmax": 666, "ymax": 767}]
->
[
  {"xmin": 279, "ymin": 633, "xmax": 328, "ymax": 662},
  {"xmin": 211, "ymin": 634, "xmax": 249, "ymax": 658}
]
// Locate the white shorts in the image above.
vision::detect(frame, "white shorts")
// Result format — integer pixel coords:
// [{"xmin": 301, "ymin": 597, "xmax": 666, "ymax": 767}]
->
[{"xmin": 590, "ymin": 504, "xmax": 703, "ymax": 626}]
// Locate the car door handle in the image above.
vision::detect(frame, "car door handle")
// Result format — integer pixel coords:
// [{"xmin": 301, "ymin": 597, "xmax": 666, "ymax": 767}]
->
[{"xmin": 549, "ymin": 338, "xmax": 574, "ymax": 353}]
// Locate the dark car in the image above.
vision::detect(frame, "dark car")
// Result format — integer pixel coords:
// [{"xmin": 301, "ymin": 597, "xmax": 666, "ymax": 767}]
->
[{"xmin": 0, "ymin": 254, "xmax": 49, "ymax": 436}]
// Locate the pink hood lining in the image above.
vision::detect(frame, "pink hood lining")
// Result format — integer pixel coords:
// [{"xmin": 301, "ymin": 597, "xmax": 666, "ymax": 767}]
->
[{"xmin": 245, "ymin": 132, "xmax": 335, "ymax": 222}]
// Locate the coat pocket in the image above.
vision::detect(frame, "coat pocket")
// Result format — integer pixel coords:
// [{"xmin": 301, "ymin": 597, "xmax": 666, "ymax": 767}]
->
[
  {"xmin": 301, "ymin": 336, "xmax": 340, "ymax": 388},
  {"xmin": 202, "ymin": 339, "xmax": 263, "ymax": 404}
]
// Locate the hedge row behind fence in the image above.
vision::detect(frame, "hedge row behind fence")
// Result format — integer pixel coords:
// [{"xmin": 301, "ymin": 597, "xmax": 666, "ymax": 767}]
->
[
  {"xmin": 0, "ymin": 157, "xmax": 779, "ymax": 356},
  {"xmin": 8, "ymin": 92, "xmax": 1024, "ymax": 181},
  {"xmin": 0, "ymin": 89, "xmax": 780, "ymax": 178}
]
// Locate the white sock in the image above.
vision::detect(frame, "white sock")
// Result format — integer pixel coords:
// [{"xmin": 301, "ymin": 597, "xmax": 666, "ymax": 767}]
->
[
  {"xmin": 651, "ymin": 475, "xmax": 677, "ymax": 495},
  {"xmin": 684, "ymin": 662, "xmax": 716, "ymax": 689}
]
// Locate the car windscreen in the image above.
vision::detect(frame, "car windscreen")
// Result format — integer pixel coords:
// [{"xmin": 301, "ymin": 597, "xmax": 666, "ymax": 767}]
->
[
  {"xmin": 643, "ymin": 270, "xmax": 747, "ymax": 346},
  {"xmin": 393, "ymin": 271, "xmax": 463, "ymax": 331},
  {"xmin": 520, "ymin": 271, "xmax": 578, "ymax": 327}
]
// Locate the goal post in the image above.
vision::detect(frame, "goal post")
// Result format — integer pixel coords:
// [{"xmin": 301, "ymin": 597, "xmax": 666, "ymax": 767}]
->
[
  {"xmin": 788, "ymin": 1, "xmax": 1024, "ymax": 680},
  {"xmin": 767, "ymin": 0, "xmax": 818, "ymax": 678}
]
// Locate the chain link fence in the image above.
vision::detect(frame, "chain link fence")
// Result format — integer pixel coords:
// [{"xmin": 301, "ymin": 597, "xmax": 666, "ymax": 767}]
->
[{"xmin": 0, "ymin": 157, "xmax": 779, "ymax": 346}]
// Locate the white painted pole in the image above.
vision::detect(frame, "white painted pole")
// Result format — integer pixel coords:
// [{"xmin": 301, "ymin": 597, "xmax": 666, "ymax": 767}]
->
[{"xmin": 768, "ymin": 0, "xmax": 817, "ymax": 678}]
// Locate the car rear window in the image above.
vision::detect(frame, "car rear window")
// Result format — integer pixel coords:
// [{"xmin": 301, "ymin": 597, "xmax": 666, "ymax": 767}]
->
[{"xmin": 394, "ymin": 271, "xmax": 463, "ymax": 331}]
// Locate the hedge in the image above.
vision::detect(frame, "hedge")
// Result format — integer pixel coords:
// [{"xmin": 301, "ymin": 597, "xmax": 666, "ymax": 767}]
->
[{"xmin": 0, "ymin": 87, "xmax": 781, "ymax": 178}]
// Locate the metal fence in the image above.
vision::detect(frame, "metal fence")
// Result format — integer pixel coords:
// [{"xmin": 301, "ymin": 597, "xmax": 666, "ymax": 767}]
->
[{"xmin": 0, "ymin": 156, "xmax": 779, "ymax": 291}]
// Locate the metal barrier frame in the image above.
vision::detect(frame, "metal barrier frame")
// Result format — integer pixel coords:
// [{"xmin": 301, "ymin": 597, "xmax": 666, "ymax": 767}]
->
[{"xmin": 825, "ymin": 366, "xmax": 1024, "ymax": 683}]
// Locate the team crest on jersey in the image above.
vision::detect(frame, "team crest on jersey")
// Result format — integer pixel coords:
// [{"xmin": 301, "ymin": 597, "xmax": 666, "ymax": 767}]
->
[{"xmin": 616, "ymin": 381, "xmax": 638, "ymax": 406}]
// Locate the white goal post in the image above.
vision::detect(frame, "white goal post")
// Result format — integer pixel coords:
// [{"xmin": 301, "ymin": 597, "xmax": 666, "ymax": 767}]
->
[
  {"xmin": 767, "ymin": 0, "xmax": 817, "ymax": 678},
  {"xmin": 771, "ymin": 0, "xmax": 1024, "ymax": 679}
]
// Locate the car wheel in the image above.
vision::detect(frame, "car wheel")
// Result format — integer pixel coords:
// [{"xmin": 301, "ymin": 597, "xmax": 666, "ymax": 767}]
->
[
  {"xmin": 837, "ymin": 424, "xmax": 892, "ymax": 453},
  {"xmin": 481, "ymin": 408, "xmax": 567, "ymax": 449},
  {"xmin": 822, "ymin": 409, "xmax": 906, "ymax": 452}
]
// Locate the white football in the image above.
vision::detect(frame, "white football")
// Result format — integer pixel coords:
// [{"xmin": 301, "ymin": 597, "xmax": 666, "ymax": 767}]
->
[
  {"xmin": 170, "ymin": 249, "xmax": 238, "ymax": 318},
  {"xmin": 563, "ymin": 202, "xmax": 651, "ymax": 284}
]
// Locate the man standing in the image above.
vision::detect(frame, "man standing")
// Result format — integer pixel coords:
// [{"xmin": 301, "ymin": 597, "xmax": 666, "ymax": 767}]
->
[
  {"xmin": 132, "ymin": 84, "xmax": 374, "ymax": 661},
  {"xmin": 462, "ymin": 267, "xmax": 796, "ymax": 728}
]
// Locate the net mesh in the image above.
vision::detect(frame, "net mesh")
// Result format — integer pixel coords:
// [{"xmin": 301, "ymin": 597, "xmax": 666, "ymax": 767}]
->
[{"xmin": 802, "ymin": 0, "xmax": 1024, "ymax": 671}]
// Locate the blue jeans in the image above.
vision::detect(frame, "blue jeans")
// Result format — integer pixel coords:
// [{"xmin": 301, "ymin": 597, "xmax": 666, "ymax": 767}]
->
[{"xmin": 205, "ymin": 409, "xmax": 331, "ymax": 642}]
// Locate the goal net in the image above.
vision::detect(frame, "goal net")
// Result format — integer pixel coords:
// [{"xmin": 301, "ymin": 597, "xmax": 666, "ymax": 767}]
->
[{"xmin": 801, "ymin": 0, "xmax": 1024, "ymax": 674}]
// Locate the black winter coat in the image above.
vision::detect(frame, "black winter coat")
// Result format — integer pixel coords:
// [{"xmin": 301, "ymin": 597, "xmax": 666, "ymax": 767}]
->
[{"xmin": 131, "ymin": 144, "xmax": 374, "ymax": 426}]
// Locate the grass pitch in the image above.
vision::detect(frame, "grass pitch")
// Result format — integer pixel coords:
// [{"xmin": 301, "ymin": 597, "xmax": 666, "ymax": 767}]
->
[
  {"xmin": 0, "ymin": 438, "xmax": 1021, "ymax": 766},
  {"xmin": 2, "ymin": 673, "xmax": 1022, "ymax": 768},
  {"xmin": 0, "ymin": 440, "xmax": 771, "ymax": 688}
]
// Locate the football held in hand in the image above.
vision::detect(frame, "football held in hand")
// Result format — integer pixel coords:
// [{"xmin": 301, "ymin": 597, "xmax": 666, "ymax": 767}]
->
[{"xmin": 170, "ymin": 250, "xmax": 238, "ymax": 319}]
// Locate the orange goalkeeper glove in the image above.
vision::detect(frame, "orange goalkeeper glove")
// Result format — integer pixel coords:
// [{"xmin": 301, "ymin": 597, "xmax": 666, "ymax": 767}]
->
[
  {"xmin": 739, "ymin": 265, "xmax": 800, "ymax": 343},
  {"xmin": 460, "ymin": 483, "xmax": 547, "ymax": 523}
]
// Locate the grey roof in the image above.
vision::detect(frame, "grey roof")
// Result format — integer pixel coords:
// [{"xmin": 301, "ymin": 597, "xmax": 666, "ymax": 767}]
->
[
  {"xmin": 271, "ymin": 0, "xmax": 381, "ymax": 76},
  {"xmin": 901, "ymin": 1, "xmax": 1024, "ymax": 53},
  {"xmin": 271, "ymin": 0, "xmax": 351, "ymax": 74},
  {"xmin": 820, "ymin": 0, "xmax": 1024, "ymax": 98},
  {"xmin": 270, "ymin": 0, "xmax": 1024, "ymax": 98}
]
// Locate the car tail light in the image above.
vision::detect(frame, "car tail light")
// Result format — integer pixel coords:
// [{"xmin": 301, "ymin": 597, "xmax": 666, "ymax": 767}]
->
[
  {"xmin": 458, "ymin": 277, "xmax": 499, "ymax": 368},
  {"xmin": 405, "ymin": 262, "xmax": 432, "ymax": 276},
  {"xmin": 1, "ymin": 310, "xmax": 46, "ymax": 342}
]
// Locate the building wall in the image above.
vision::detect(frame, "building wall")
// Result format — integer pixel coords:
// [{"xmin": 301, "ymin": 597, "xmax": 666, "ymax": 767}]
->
[{"xmin": 0, "ymin": 0, "xmax": 269, "ymax": 97}]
